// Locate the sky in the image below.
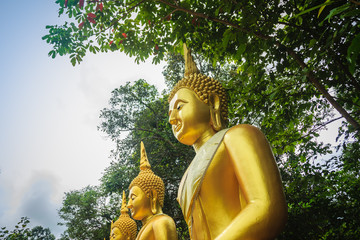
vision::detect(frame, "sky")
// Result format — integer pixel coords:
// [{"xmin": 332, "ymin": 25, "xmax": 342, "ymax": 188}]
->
[{"xmin": 0, "ymin": 1, "xmax": 166, "ymax": 237}]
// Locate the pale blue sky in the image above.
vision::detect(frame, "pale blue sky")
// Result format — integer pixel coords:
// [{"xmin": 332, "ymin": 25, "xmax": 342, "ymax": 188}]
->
[{"xmin": 0, "ymin": 1, "xmax": 165, "ymax": 237}]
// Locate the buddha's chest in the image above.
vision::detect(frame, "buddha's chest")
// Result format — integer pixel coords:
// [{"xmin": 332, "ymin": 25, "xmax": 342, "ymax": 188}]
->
[
  {"xmin": 197, "ymin": 143, "xmax": 244, "ymax": 215},
  {"xmin": 136, "ymin": 225, "xmax": 155, "ymax": 240},
  {"xmin": 201, "ymin": 144, "xmax": 239, "ymax": 193},
  {"xmin": 190, "ymin": 144, "xmax": 244, "ymax": 238}
]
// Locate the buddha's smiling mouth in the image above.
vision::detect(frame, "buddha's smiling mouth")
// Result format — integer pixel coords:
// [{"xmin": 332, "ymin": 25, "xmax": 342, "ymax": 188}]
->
[
  {"xmin": 130, "ymin": 209, "xmax": 136, "ymax": 216},
  {"xmin": 174, "ymin": 122, "xmax": 181, "ymax": 132}
]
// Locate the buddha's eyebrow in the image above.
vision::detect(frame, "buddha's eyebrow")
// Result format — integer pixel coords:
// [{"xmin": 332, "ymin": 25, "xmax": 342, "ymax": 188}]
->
[
  {"xmin": 174, "ymin": 99, "xmax": 187, "ymax": 107},
  {"xmin": 169, "ymin": 99, "xmax": 187, "ymax": 116}
]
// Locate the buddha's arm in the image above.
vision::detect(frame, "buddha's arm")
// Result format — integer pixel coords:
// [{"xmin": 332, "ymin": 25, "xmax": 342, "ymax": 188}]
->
[
  {"xmin": 215, "ymin": 125, "xmax": 287, "ymax": 240},
  {"xmin": 152, "ymin": 216, "xmax": 178, "ymax": 240}
]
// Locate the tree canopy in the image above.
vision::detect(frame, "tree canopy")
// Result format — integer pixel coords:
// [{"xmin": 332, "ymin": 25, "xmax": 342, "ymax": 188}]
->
[
  {"xmin": 0, "ymin": 217, "xmax": 56, "ymax": 240},
  {"xmin": 43, "ymin": 0, "xmax": 359, "ymax": 132}
]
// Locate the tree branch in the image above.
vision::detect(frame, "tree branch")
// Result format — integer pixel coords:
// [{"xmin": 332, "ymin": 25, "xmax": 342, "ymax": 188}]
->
[
  {"xmin": 333, "ymin": 57, "xmax": 360, "ymax": 92},
  {"xmin": 350, "ymin": 0, "xmax": 360, "ymax": 6},
  {"xmin": 89, "ymin": 0, "xmax": 147, "ymax": 39},
  {"xmin": 307, "ymin": 116, "xmax": 344, "ymax": 137},
  {"xmin": 283, "ymin": 46, "xmax": 360, "ymax": 132},
  {"xmin": 156, "ymin": 0, "xmax": 257, "ymax": 37},
  {"xmin": 156, "ymin": 0, "xmax": 360, "ymax": 132},
  {"xmin": 127, "ymin": 127, "xmax": 176, "ymax": 148},
  {"xmin": 128, "ymin": 91, "xmax": 158, "ymax": 116}
]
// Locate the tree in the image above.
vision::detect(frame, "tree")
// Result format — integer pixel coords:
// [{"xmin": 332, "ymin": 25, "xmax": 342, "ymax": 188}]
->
[
  {"xmin": 30, "ymin": 226, "xmax": 55, "ymax": 240},
  {"xmin": 58, "ymin": 185, "xmax": 116, "ymax": 239},
  {"xmin": 0, "ymin": 217, "xmax": 31, "ymax": 240},
  {"xmin": 43, "ymin": 0, "xmax": 360, "ymax": 133},
  {"xmin": 98, "ymin": 79, "xmax": 193, "ymax": 238},
  {"xmin": 0, "ymin": 217, "xmax": 55, "ymax": 240}
]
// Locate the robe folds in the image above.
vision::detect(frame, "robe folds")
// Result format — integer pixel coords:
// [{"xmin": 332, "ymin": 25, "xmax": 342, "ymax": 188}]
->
[{"xmin": 177, "ymin": 129, "xmax": 229, "ymax": 240}]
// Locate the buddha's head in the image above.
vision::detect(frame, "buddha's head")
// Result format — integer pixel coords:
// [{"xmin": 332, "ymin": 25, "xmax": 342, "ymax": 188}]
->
[
  {"xmin": 127, "ymin": 142, "xmax": 165, "ymax": 221},
  {"xmin": 110, "ymin": 191, "xmax": 137, "ymax": 240},
  {"xmin": 168, "ymin": 45, "xmax": 228, "ymax": 145}
]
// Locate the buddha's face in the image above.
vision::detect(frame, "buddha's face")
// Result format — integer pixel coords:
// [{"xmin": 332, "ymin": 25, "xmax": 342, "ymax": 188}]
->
[
  {"xmin": 169, "ymin": 88, "xmax": 212, "ymax": 145},
  {"xmin": 110, "ymin": 227, "xmax": 126, "ymax": 240},
  {"xmin": 127, "ymin": 186, "xmax": 152, "ymax": 221}
]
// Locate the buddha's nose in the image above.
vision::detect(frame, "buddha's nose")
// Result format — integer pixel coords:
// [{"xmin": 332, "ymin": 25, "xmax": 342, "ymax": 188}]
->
[
  {"xmin": 169, "ymin": 111, "xmax": 177, "ymax": 125},
  {"xmin": 169, "ymin": 118, "xmax": 177, "ymax": 125}
]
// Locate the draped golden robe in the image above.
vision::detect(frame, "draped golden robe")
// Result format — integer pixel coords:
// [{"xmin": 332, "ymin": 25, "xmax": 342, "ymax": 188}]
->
[{"xmin": 178, "ymin": 128, "xmax": 248, "ymax": 239}]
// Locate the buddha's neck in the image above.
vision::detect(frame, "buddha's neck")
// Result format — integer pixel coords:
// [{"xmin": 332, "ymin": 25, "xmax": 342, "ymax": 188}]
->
[
  {"xmin": 141, "ymin": 208, "xmax": 163, "ymax": 225},
  {"xmin": 193, "ymin": 128, "xmax": 216, "ymax": 153}
]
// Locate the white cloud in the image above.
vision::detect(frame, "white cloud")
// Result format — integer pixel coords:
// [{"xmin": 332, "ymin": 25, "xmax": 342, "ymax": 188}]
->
[{"xmin": 0, "ymin": 171, "xmax": 65, "ymax": 237}]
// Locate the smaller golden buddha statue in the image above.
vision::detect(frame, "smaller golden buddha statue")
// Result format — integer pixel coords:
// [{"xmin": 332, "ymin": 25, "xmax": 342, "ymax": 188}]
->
[
  {"xmin": 110, "ymin": 191, "xmax": 137, "ymax": 240},
  {"xmin": 127, "ymin": 142, "xmax": 178, "ymax": 240}
]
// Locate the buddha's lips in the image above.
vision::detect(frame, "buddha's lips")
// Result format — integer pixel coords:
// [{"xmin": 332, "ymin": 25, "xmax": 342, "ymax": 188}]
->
[
  {"xmin": 174, "ymin": 122, "xmax": 181, "ymax": 132},
  {"xmin": 130, "ymin": 209, "xmax": 135, "ymax": 216}
]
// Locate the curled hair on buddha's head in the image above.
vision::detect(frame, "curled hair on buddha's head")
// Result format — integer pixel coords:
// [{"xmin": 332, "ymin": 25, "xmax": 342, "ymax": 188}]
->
[
  {"xmin": 168, "ymin": 44, "xmax": 228, "ymax": 129},
  {"xmin": 129, "ymin": 142, "xmax": 165, "ymax": 207},
  {"xmin": 111, "ymin": 191, "xmax": 137, "ymax": 240}
]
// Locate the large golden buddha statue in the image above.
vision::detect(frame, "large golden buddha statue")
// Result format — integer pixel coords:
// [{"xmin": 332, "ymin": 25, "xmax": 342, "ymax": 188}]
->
[
  {"xmin": 127, "ymin": 142, "xmax": 178, "ymax": 240},
  {"xmin": 168, "ymin": 45, "xmax": 287, "ymax": 240},
  {"xmin": 110, "ymin": 191, "xmax": 137, "ymax": 240}
]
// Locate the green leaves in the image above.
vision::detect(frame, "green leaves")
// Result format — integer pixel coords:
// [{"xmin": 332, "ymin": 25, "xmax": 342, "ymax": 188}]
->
[
  {"xmin": 294, "ymin": 0, "xmax": 334, "ymax": 18},
  {"xmin": 0, "ymin": 217, "xmax": 55, "ymax": 240},
  {"xmin": 347, "ymin": 33, "xmax": 360, "ymax": 75},
  {"xmin": 322, "ymin": 2, "xmax": 352, "ymax": 22},
  {"xmin": 308, "ymin": 39, "xmax": 316, "ymax": 48},
  {"xmin": 58, "ymin": 186, "xmax": 114, "ymax": 239}
]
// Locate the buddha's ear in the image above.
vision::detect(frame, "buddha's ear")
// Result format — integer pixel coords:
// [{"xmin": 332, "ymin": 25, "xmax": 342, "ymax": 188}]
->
[
  {"xmin": 209, "ymin": 93, "xmax": 222, "ymax": 131},
  {"xmin": 149, "ymin": 189, "xmax": 158, "ymax": 215}
]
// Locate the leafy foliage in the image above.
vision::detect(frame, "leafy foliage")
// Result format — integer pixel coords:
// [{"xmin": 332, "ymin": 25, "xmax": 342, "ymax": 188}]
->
[
  {"xmin": 58, "ymin": 185, "xmax": 117, "ymax": 239},
  {"xmin": 44, "ymin": 0, "xmax": 359, "ymax": 139},
  {"xmin": 30, "ymin": 226, "xmax": 56, "ymax": 240},
  {"xmin": 0, "ymin": 217, "xmax": 55, "ymax": 240}
]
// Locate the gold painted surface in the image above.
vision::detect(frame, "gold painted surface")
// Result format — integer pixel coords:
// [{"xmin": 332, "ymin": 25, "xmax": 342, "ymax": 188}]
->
[
  {"xmin": 177, "ymin": 128, "xmax": 228, "ymax": 223},
  {"xmin": 168, "ymin": 64, "xmax": 287, "ymax": 239},
  {"xmin": 110, "ymin": 228, "xmax": 125, "ymax": 240},
  {"xmin": 127, "ymin": 142, "xmax": 178, "ymax": 240},
  {"xmin": 110, "ymin": 191, "xmax": 137, "ymax": 240}
]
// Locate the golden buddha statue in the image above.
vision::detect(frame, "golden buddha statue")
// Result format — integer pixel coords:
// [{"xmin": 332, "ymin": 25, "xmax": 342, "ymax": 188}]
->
[
  {"xmin": 127, "ymin": 142, "xmax": 178, "ymax": 240},
  {"xmin": 110, "ymin": 191, "xmax": 137, "ymax": 240},
  {"xmin": 167, "ymin": 45, "xmax": 287, "ymax": 240}
]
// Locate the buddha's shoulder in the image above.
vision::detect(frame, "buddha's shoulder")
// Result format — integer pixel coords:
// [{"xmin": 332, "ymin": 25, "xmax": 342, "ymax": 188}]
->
[
  {"xmin": 224, "ymin": 124, "xmax": 266, "ymax": 142},
  {"xmin": 152, "ymin": 214, "xmax": 176, "ymax": 227}
]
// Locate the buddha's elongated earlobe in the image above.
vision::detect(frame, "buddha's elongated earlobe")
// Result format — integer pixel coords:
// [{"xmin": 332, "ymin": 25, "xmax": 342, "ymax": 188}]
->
[
  {"xmin": 209, "ymin": 93, "xmax": 222, "ymax": 131},
  {"xmin": 150, "ymin": 189, "xmax": 158, "ymax": 215}
]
